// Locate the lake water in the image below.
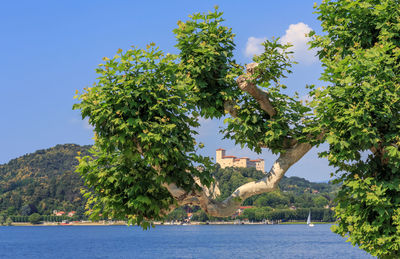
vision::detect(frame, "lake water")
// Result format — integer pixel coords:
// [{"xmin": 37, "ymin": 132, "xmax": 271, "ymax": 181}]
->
[{"xmin": 0, "ymin": 224, "xmax": 374, "ymax": 259}]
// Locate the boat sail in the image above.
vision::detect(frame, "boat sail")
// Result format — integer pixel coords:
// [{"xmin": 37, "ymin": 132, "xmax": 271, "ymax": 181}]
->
[{"xmin": 307, "ymin": 211, "xmax": 314, "ymax": 227}]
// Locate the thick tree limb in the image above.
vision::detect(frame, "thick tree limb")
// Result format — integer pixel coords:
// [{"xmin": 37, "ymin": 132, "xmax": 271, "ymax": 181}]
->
[
  {"xmin": 236, "ymin": 63, "xmax": 277, "ymax": 117},
  {"xmin": 163, "ymin": 141, "xmax": 313, "ymax": 217}
]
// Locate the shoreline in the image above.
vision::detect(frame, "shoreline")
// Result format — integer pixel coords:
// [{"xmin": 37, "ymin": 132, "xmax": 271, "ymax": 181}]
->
[{"xmin": 7, "ymin": 221, "xmax": 334, "ymax": 226}]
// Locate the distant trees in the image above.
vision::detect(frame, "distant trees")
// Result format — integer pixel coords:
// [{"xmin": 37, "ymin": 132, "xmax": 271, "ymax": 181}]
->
[
  {"xmin": 0, "ymin": 214, "xmax": 13, "ymax": 226},
  {"xmin": 20, "ymin": 204, "xmax": 37, "ymax": 216},
  {"xmin": 165, "ymin": 207, "xmax": 187, "ymax": 222},
  {"xmin": 254, "ymin": 191, "xmax": 290, "ymax": 208},
  {"xmin": 0, "ymin": 144, "xmax": 91, "ymax": 216},
  {"xmin": 312, "ymin": 196, "xmax": 329, "ymax": 208},
  {"xmin": 28, "ymin": 213, "xmax": 41, "ymax": 224},
  {"xmin": 0, "ymin": 214, "xmax": 5, "ymax": 225},
  {"xmin": 5, "ymin": 217, "xmax": 12, "ymax": 226},
  {"xmin": 241, "ymin": 208, "xmax": 335, "ymax": 222}
]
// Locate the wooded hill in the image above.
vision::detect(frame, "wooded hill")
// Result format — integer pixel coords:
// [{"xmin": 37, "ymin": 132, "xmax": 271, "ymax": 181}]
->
[
  {"xmin": 0, "ymin": 144, "xmax": 90, "ymax": 216},
  {"xmin": 0, "ymin": 144, "xmax": 337, "ymax": 218}
]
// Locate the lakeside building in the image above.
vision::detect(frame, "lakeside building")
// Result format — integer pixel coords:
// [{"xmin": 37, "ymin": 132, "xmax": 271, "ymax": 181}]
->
[
  {"xmin": 68, "ymin": 211, "xmax": 76, "ymax": 217},
  {"xmin": 53, "ymin": 210, "xmax": 65, "ymax": 216},
  {"xmin": 216, "ymin": 149, "xmax": 265, "ymax": 172}
]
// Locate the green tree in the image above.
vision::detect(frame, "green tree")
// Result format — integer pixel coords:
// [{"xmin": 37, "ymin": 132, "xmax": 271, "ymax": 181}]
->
[
  {"xmin": 166, "ymin": 207, "xmax": 188, "ymax": 222},
  {"xmin": 28, "ymin": 213, "xmax": 42, "ymax": 224},
  {"xmin": 20, "ymin": 204, "xmax": 34, "ymax": 216},
  {"xmin": 0, "ymin": 214, "xmax": 5, "ymax": 225},
  {"xmin": 309, "ymin": 0, "xmax": 400, "ymax": 257},
  {"xmin": 74, "ymin": 3, "xmax": 399, "ymax": 257},
  {"xmin": 5, "ymin": 217, "xmax": 12, "ymax": 226},
  {"xmin": 191, "ymin": 210, "xmax": 209, "ymax": 222},
  {"xmin": 312, "ymin": 196, "xmax": 328, "ymax": 208},
  {"xmin": 322, "ymin": 209, "xmax": 334, "ymax": 222},
  {"xmin": 254, "ymin": 191, "xmax": 289, "ymax": 208},
  {"xmin": 6, "ymin": 206, "xmax": 17, "ymax": 216}
]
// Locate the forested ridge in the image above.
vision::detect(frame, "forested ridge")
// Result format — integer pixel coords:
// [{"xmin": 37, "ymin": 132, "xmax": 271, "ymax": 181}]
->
[
  {"xmin": 0, "ymin": 144, "xmax": 91, "ymax": 216},
  {"xmin": 0, "ymin": 144, "xmax": 336, "ymax": 220}
]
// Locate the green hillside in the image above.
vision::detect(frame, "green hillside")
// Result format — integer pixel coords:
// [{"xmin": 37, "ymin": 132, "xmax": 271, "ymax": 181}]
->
[
  {"xmin": 213, "ymin": 166, "xmax": 338, "ymax": 208},
  {"xmin": 0, "ymin": 144, "xmax": 91, "ymax": 216},
  {"xmin": 0, "ymin": 144, "xmax": 337, "ymax": 222}
]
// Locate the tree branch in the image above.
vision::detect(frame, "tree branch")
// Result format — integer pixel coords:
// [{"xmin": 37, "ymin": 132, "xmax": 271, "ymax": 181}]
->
[
  {"xmin": 236, "ymin": 63, "xmax": 277, "ymax": 117},
  {"xmin": 163, "ymin": 141, "xmax": 313, "ymax": 217}
]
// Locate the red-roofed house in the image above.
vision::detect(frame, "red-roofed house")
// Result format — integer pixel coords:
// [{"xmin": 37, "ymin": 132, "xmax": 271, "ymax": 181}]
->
[
  {"xmin": 55, "ymin": 211, "xmax": 65, "ymax": 216},
  {"xmin": 68, "ymin": 211, "xmax": 76, "ymax": 217}
]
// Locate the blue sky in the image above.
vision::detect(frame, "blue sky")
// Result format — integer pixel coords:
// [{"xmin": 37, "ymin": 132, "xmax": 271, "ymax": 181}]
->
[{"xmin": 0, "ymin": 0, "xmax": 333, "ymax": 181}]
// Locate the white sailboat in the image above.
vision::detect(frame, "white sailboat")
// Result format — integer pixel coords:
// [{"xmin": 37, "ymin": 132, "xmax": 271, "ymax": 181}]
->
[{"xmin": 307, "ymin": 211, "xmax": 314, "ymax": 227}]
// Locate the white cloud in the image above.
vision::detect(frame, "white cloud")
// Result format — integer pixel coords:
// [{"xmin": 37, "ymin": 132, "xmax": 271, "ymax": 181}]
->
[
  {"xmin": 244, "ymin": 23, "xmax": 318, "ymax": 64},
  {"xmin": 280, "ymin": 22, "xmax": 318, "ymax": 65},
  {"xmin": 70, "ymin": 117, "xmax": 94, "ymax": 131},
  {"xmin": 83, "ymin": 118, "xmax": 94, "ymax": 130},
  {"xmin": 245, "ymin": 37, "xmax": 266, "ymax": 57}
]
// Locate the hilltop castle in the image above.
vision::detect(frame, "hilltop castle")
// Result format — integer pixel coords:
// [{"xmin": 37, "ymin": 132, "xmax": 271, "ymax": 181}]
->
[{"xmin": 216, "ymin": 149, "xmax": 265, "ymax": 172}]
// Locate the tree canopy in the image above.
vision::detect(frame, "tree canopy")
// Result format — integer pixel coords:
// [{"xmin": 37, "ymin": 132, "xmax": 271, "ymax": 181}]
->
[
  {"xmin": 74, "ymin": 1, "xmax": 399, "ymax": 257},
  {"xmin": 310, "ymin": 0, "xmax": 400, "ymax": 257}
]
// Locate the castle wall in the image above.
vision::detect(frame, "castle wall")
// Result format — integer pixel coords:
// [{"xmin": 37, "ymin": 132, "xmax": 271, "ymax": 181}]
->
[
  {"xmin": 233, "ymin": 158, "xmax": 248, "ymax": 168},
  {"xmin": 255, "ymin": 160, "xmax": 265, "ymax": 172},
  {"xmin": 216, "ymin": 149, "xmax": 264, "ymax": 172}
]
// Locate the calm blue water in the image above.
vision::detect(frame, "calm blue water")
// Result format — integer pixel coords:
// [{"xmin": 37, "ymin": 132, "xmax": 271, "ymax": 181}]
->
[{"xmin": 0, "ymin": 224, "xmax": 374, "ymax": 259}]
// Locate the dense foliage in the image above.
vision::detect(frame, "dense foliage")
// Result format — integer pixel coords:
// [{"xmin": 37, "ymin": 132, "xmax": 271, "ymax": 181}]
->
[
  {"xmin": 0, "ymin": 144, "xmax": 90, "ymax": 216},
  {"xmin": 0, "ymin": 214, "xmax": 12, "ymax": 226},
  {"xmin": 223, "ymin": 38, "xmax": 315, "ymax": 154},
  {"xmin": 174, "ymin": 10, "xmax": 241, "ymax": 118},
  {"xmin": 28, "ymin": 213, "xmax": 42, "ymax": 224},
  {"xmin": 73, "ymin": 43, "xmax": 216, "ymax": 228},
  {"xmin": 310, "ymin": 0, "xmax": 400, "ymax": 257}
]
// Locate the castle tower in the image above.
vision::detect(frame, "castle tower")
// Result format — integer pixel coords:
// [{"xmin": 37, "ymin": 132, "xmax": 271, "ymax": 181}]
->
[
  {"xmin": 256, "ymin": 159, "xmax": 265, "ymax": 172},
  {"xmin": 216, "ymin": 148, "xmax": 226, "ymax": 165}
]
